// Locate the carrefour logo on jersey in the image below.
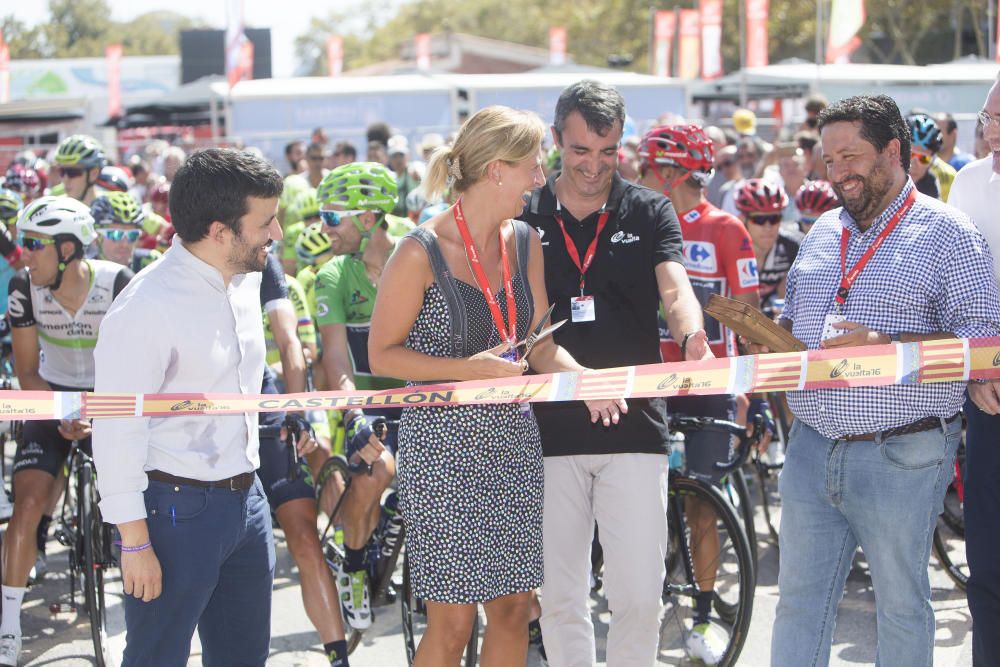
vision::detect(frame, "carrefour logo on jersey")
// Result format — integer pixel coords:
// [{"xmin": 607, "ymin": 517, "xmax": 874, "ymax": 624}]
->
[
  {"xmin": 737, "ymin": 258, "xmax": 759, "ymax": 288},
  {"xmin": 682, "ymin": 241, "xmax": 717, "ymax": 273}
]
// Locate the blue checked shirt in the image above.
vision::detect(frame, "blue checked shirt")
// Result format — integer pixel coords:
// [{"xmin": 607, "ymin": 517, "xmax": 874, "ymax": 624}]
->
[{"xmin": 780, "ymin": 179, "xmax": 1000, "ymax": 439}]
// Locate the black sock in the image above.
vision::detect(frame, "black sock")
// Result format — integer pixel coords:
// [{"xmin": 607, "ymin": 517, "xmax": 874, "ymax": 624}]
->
[
  {"xmin": 36, "ymin": 515, "xmax": 52, "ymax": 555},
  {"xmin": 324, "ymin": 639, "xmax": 349, "ymax": 667},
  {"xmin": 694, "ymin": 590, "xmax": 713, "ymax": 625},
  {"xmin": 344, "ymin": 546, "xmax": 366, "ymax": 573}
]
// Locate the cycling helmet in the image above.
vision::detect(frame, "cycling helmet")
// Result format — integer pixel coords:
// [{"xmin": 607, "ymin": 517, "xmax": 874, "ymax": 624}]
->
[
  {"xmin": 148, "ymin": 181, "xmax": 170, "ymax": 208},
  {"xmin": 735, "ymin": 178, "xmax": 789, "ymax": 215},
  {"xmin": 0, "ymin": 189, "xmax": 23, "ymax": 224},
  {"xmin": 53, "ymin": 134, "xmax": 107, "ymax": 169},
  {"xmin": 95, "ymin": 165, "xmax": 133, "ymax": 192},
  {"xmin": 91, "ymin": 192, "xmax": 144, "ymax": 227},
  {"xmin": 288, "ymin": 189, "xmax": 321, "ymax": 226},
  {"xmin": 317, "ymin": 162, "xmax": 397, "ymax": 213},
  {"xmin": 639, "ymin": 124, "xmax": 715, "ymax": 191},
  {"xmin": 907, "ymin": 114, "xmax": 943, "ymax": 154},
  {"xmin": 18, "ymin": 196, "xmax": 98, "ymax": 245},
  {"xmin": 295, "ymin": 222, "xmax": 333, "ymax": 264},
  {"xmin": 4, "ymin": 166, "xmax": 42, "ymax": 199},
  {"xmin": 795, "ymin": 180, "xmax": 839, "ymax": 216}
]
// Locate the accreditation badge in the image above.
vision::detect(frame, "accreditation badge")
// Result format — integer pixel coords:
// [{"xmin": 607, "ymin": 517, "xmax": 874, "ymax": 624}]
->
[{"xmin": 570, "ymin": 296, "xmax": 596, "ymax": 323}]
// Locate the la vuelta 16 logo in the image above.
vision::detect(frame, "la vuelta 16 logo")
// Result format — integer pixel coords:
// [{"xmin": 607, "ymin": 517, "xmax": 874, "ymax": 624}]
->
[
  {"xmin": 830, "ymin": 359, "xmax": 849, "ymax": 379},
  {"xmin": 992, "ymin": 351, "xmax": 1000, "ymax": 367}
]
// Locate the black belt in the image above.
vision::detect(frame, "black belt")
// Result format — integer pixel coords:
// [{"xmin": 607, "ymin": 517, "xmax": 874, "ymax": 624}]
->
[
  {"xmin": 147, "ymin": 470, "xmax": 255, "ymax": 491},
  {"xmin": 843, "ymin": 414, "xmax": 960, "ymax": 442}
]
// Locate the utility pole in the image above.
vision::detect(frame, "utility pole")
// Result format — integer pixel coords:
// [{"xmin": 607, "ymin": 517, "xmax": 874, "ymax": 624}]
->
[{"xmin": 738, "ymin": 0, "xmax": 748, "ymax": 107}]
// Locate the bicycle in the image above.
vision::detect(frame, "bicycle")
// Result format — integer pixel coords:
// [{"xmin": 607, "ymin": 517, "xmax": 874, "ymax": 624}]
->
[
  {"xmin": 51, "ymin": 437, "xmax": 116, "ymax": 667},
  {"xmin": 659, "ymin": 415, "xmax": 760, "ymax": 667},
  {"xmin": 932, "ymin": 434, "xmax": 967, "ymax": 590},
  {"xmin": 312, "ymin": 418, "xmax": 414, "ymax": 655}
]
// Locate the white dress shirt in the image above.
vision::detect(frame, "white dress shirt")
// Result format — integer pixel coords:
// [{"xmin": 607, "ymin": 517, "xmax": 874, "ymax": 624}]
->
[
  {"xmin": 93, "ymin": 239, "xmax": 265, "ymax": 525},
  {"xmin": 948, "ymin": 155, "xmax": 1000, "ymax": 284}
]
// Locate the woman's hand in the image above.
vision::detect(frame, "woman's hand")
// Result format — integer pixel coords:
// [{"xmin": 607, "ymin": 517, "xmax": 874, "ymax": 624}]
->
[
  {"xmin": 466, "ymin": 342, "xmax": 529, "ymax": 379},
  {"xmin": 584, "ymin": 398, "xmax": 629, "ymax": 427}
]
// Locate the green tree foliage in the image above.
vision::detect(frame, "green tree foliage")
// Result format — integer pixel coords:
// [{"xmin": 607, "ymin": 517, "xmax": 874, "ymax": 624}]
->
[
  {"xmin": 296, "ymin": 0, "xmax": 993, "ymax": 77},
  {"xmin": 2, "ymin": 0, "xmax": 202, "ymax": 59}
]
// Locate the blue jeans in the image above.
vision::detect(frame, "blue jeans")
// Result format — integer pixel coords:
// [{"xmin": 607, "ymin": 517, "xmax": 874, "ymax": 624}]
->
[
  {"xmin": 122, "ymin": 475, "xmax": 275, "ymax": 667},
  {"xmin": 771, "ymin": 418, "xmax": 960, "ymax": 667}
]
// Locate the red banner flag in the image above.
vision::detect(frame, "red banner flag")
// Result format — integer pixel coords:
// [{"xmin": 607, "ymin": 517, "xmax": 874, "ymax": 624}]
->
[
  {"xmin": 326, "ymin": 35, "xmax": 343, "ymax": 77},
  {"xmin": 105, "ymin": 44, "xmax": 123, "ymax": 118},
  {"xmin": 678, "ymin": 10, "xmax": 701, "ymax": 80},
  {"xmin": 415, "ymin": 33, "xmax": 432, "ymax": 71},
  {"xmin": 653, "ymin": 10, "xmax": 677, "ymax": 77},
  {"xmin": 745, "ymin": 0, "xmax": 769, "ymax": 68},
  {"xmin": 700, "ymin": 0, "xmax": 724, "ymax": 79},
  {"xmin": 225, "ymin": 0, "xmax": 246, "ymax": 89},
  {"xmin": 549, "ymin": 27, "xmax": 567, "ymax": 66},
  {"xmin": 238, "ymin": 40, "xmax": 253, "ymax": 84},
  {"xmin": 827, "ymin": 0, "xmax": 865, "ymax": 63},
  {"xmin": 0, "ymin": 36, "xmax": 9, "ymax": 105}
]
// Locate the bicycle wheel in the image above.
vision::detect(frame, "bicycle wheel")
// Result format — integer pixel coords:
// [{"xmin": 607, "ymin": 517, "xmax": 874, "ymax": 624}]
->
[
  {"xmin": 79, "ymin": 464, "xmax": 109, "ymax": 667},
  {"xmin": 727, "ymin": 467, "xmax": 758, "ymax": 571},
  {"xmin": 661, "ymin": 475, "xmax": 754, "ymax": 666},
  {"xmin": 401, "ymin": 553, "xmax": 479, "ymax": 666}
]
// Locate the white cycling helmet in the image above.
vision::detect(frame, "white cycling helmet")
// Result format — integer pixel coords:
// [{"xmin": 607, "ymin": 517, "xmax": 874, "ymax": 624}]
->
[{"xmin": 18, "ymin": 195, "xmax": 98, "ymax": 245}]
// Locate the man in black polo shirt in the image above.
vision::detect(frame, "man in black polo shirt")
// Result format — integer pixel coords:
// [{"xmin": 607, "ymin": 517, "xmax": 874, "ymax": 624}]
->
[{"xmin": 521, "ymin": 80, "xmax": 711, "ymax": 666}]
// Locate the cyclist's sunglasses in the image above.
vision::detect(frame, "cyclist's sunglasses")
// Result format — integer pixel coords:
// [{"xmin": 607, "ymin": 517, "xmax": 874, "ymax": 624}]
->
[
  {"xmin": 98, "ymin": 228, "xmax": 142, "ymax": 243},
  {"xmin": 320, "ymin": 209, "xmax": 367, "ymax": 227},
  {"xmin": 912, "ymin": 151, "xmax": 932, "ymax": 166},
  {"xmin": 58, "ymin": 167, "xmax": 84, "ymax": 179},
  {"xmin": 19, "ymin": 236, "xmax": 56, "ymax": 251},
  {"xmin": 748, "ymin": 214, "xmax": 783, "ymax": 226}
]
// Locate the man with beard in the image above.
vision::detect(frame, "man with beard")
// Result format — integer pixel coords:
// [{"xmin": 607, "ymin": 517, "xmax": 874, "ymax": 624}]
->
[
  {"xmin": 764, "ymin": 95, "xmax": 1000, "ymax": 666},
  {"xmin": 92, "ymin": 148, "xmax": 284, "ymax": 666},
  {"xmin": 946, "ymin": 74, "xmax": 1000, "ymax": 665}
]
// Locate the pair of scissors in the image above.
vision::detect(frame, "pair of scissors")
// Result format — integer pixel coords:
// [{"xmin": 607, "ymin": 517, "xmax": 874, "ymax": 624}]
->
[{"xmin": 515, "ymin": 303, "xmax": 567, "ymax": 359}]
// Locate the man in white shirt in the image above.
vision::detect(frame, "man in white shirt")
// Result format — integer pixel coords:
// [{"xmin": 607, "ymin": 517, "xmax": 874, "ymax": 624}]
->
[
  {"xmin": 93, "ymin": 148, "xmax": 283, "ymax": 667},
  {"xmin": 948, "ymin": 73, "xmax": 1000, "ymax": 667}
]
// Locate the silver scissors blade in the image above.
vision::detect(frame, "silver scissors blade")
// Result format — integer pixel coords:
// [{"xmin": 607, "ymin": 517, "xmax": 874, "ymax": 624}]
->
[
  {"xmin": 519, "ymin": 319, "xmax": 568, "ymax": 358},
  {"xmin": 515, "ymin": 303, "xmax": 556, "ymax": 348}
]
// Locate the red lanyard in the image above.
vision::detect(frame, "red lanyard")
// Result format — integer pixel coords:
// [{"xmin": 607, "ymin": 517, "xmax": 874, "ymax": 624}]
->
[
  {"xmin": 836, "ymin": 188, "xmax": 916, "ymax": 306},
  {"xmin": 453, "ymin": 198, "xmax": 517, "ymax": 344},
  {"xmin": 554, "ymin": 205, "xmax": 611, "ymax": 295}
]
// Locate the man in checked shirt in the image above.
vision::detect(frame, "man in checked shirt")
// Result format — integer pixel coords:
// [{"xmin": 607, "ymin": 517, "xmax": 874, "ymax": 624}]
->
[{"xmin": 752, "ymin": 95, "xmax": 1000, "ymax": 666}]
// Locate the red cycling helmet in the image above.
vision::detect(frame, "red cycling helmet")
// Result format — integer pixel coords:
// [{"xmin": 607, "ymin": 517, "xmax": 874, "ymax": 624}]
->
[
  {"xmin": 4, "ymin": 166, "xmax": 42, "ymax": 199},
  {"xmin": 735, "ymin": 178, "xmax": 789, "ymax": 215},
  {"xmin": 795, "ymin": 180, "xmax": 839, "ymax": 216},
  {"xmin": 639, "ymin": 124, "xmax": 715, "ymax": 194}
]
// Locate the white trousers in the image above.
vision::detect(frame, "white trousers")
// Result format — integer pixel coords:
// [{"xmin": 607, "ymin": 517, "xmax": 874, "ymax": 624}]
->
[{"xmin": 540, "ymin": 453, "xmax": 669, "ymax": 667}]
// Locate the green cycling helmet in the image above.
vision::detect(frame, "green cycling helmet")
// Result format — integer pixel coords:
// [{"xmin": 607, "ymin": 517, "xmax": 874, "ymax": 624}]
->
[
  {"xmin": 91, "ymin": 192, "xmax": 145, "ymax": 227},
  {"xmin": 54, "ymin": 134, "xmax": 107, "ymax": 169},
  {"xmin": 295, "ymin": 222, "xmax": 333, "ymax": 264},
  {"xmin": 317, "ymin": 162, "xmax": 397, "ymax": 214},
  {"xmin": 288, "ymin": 189, "xmax": 321, "ymax": 226},
  {"xmin": 0, "ymin": 189, "xmax": 23, "ymax": 224}
]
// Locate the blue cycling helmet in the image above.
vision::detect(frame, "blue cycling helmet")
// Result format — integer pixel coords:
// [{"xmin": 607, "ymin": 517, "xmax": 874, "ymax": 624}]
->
[{"xmin": 907, "ymin": 114, "xmax": 942, "ymax": 154}]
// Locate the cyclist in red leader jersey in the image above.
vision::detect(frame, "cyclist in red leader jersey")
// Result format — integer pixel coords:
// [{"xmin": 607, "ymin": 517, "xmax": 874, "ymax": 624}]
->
[{"xmin": 638, "ymin": 124, "xmax": 760, "ymax": 664}]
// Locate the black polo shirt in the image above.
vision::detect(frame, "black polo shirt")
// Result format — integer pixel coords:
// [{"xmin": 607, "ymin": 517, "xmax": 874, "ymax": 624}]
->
[{"xmin": 519, "ymin": 172, "xmax": 684, "ymax": 457}]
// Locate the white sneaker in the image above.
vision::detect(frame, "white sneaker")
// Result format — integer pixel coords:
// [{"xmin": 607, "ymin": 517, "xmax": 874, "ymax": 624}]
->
[
  {"xmin": 335, "ymin": 565, "xmax": 372, "ymax": 630},
  {"xmin": 686, "ymin": 623, "xmax": 726, "ymax": 666},
  {"xmin": 0, "ymin": 632, "xmax": 21, "ymax": 667}
]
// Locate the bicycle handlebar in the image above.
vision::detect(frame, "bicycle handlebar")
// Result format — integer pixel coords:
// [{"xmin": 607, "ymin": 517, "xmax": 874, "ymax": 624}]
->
[{"xmin": 668, "ymin": 414, "xmax": 765, "ymax": 475}]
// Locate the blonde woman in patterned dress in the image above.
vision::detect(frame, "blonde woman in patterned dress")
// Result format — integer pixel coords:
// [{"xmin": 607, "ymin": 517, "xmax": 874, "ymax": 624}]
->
[{"xmin": 369, "ymin": 106, "xmax": 626, "ymax": 667}]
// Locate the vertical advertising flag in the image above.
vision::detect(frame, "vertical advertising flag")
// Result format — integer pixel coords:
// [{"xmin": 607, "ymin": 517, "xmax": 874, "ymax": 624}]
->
[
  {"xmin": 326, "ymin": 35, "xmax": 343, "ymax": 77},
  {"xmin": 827, "ymin": 0, "xmax": 866, "ymax": 63},
  {"xmin": 549, "ymin": 26, "xmax": 567, "ymax": 66},
  {"xmin": 225, "ymin": 0, "xmax": 246, "ymax": 89},
  {"xmin": 415, "ymin": 33, "xmax": 432, "ymax": 71},
  {"xmin": 0, "ymin": 36, "xmax": 10, "ymax": 105},
  {"xmin": 745, "ymin": 0, "xmax": 770, "ymax": 68},
  {"xmin": 654, "ymin": 10, "xmax": 677, "ymax": 77},
  {"xmin": 238, "ymin": 39, "xmax": 254, "ymax": 83},
  {"xmin": 700, "ymin": 0, "xmax": 724, "ymax": 79},
  {"xmin": 106, "ymin": 44, "xmax": 123, "ymax": 118},
  {"xmin": 678, "ymin": 10, "xmax": 701, "ymax": 80}
]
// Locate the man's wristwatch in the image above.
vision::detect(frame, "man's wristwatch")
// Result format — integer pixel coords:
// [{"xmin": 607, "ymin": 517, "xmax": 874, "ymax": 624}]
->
[{"xmin": 680, "ymin": 329, "xmax": 706, "ymax": 357}]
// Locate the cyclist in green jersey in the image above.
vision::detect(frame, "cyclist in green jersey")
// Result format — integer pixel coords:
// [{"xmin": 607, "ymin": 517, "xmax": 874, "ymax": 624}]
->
[{"xmin": 314, "ymin": 162, "xmax": 405, "ymax": 631}]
